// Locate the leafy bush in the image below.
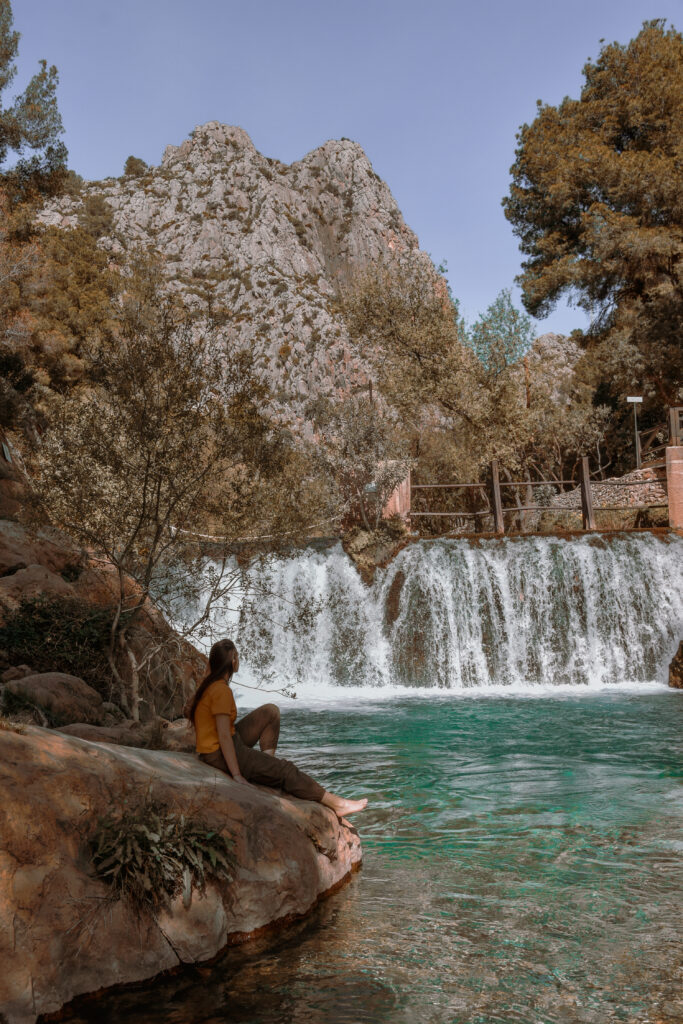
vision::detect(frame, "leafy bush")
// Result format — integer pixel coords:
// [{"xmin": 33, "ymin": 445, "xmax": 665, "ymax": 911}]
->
[
  {"xmin": 90, "ymin": 798, "xmax": 236, "ymax": 912},
  {"xmin": 0, "ymin": 595, "xmax": 117, "ymax": 697},
  {"xmin": 0, "ymin": 349, "xmax": 35, "ymax": 427},
  {"xmin": 78, "ymin": 194, "xmax": 115, "ymax": 239}
]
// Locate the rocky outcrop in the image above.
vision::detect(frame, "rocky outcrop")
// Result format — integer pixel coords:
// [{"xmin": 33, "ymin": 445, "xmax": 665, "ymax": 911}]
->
[
  {"xmin": 341, "ymin": 519, "xmax": 412, "ymax": 584},
  {"xmin": 57, "ymin": 715, "xmax": 195, "ymax": 751},
  {"xmin": 38, "ymin": 122, "xmax": 421, "ymax": 423},
  {"xmin": 3, "ymin": 672, "xmax": 105, "ymax": 726},
  {"xmin": 0, "ymin": 518, "xmax": 205, "ymax": 723},
  {"xmin": 669, "ymin": 640, "xmax": 683, "ymax": 688},
  {"xmin": 0, "ymin": 726, "xmax": 362, "ymax": 1024}
]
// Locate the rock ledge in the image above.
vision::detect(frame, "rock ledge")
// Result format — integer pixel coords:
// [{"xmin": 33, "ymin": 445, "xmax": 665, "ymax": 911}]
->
[{"xmin": 0, "ymin": 726, "xmax": 361, "ymax": 1024}]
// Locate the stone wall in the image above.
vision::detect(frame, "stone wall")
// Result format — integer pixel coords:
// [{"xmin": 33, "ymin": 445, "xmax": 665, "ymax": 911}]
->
[{"xmin": 666, "ymin": 446, "xmax": 683, "ymax": 529}]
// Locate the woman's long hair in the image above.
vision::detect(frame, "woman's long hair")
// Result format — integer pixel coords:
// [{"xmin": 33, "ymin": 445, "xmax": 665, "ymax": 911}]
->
[{"xmin": 186, "ymin": 639, "xmax": 238, "ymax": 724}]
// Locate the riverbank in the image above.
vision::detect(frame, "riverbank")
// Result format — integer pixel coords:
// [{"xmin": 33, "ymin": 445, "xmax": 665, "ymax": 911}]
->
[{"xmin": 0, "ymin": 726, "xmax": 361, "ymax": 1024}]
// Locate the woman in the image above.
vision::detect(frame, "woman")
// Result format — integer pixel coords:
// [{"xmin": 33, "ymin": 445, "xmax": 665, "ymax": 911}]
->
[{"xmin": 188, "ymin": 639, "xmax": 367, "ymax": 818}]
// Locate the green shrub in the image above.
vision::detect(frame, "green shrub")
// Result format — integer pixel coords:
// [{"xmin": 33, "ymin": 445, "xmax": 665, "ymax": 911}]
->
[
  {"xmin": 78, "ymin": 194, "xmax": 115, "ymax": 239},
  {"xmin": 90, "ymin": 797, "xmax": 236, "ymax": 912},
  {"xmin": 0, "ymin": 595, "xmax": 118, "ymax": 697},
  {"xmin": 123, "ymin": 156, "xmax": 148, "ymax": 178}
]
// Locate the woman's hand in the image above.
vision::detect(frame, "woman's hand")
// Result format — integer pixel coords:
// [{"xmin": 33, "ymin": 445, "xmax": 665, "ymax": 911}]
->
[{"xmin": 216, "ymin": 714, "xmax": 244, "ymax": 779}]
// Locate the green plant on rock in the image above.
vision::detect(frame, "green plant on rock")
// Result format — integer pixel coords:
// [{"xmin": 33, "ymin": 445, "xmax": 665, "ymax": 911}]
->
[
  {"xmin": 77, "ymin": 194, "xmax": 115, "ymax": 239},
  {"xmin": 123, "ymin": 155, "xmax": 148, "ymax": 178},
  {"xmin": 90, "ymin": 797, "xmax": 237, "ymax": 912}
]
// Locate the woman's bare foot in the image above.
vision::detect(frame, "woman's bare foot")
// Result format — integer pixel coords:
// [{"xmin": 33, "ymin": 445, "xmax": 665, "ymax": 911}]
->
[{"xmin": 321, "ymin": 792, "xmax": 368, "ymax": 817}]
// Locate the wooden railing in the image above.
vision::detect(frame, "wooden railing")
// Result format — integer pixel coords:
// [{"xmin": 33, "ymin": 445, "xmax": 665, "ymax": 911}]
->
[{"xmin": 409, "ymin": 458, "xmax": 669, "ymax": 535}]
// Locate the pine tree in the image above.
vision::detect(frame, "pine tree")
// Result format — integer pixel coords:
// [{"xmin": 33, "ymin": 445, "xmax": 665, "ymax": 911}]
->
[
  {"xmin": 0, "ymin": 0, "xmax": 67, "ymax": 200},
  {"xmin": 503, "ymin": 20, "xmax": 683, "ymax": 416}
]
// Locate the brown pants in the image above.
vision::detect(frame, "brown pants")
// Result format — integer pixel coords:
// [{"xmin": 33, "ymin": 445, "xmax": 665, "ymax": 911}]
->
[{"xmin": 199, "ymin": 702, "xmax": 325, "ymax": 803}]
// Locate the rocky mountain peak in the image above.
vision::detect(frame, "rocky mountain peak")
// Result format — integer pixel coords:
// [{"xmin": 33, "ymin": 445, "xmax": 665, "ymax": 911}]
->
[{"xmin": 39, "ymin": 123, "xmax": 422, "ymax": 423}]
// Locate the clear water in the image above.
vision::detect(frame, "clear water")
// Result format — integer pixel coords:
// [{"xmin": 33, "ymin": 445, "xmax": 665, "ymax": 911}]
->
[{"xmin": 56, "ymin": 690, "xmax": 683, "ymax": 1024}]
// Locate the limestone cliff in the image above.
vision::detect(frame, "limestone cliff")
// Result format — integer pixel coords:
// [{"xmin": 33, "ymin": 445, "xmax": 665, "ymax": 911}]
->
[{"xmin": 38, "ymin": 122, "xmax": 420, "ymax": 423}]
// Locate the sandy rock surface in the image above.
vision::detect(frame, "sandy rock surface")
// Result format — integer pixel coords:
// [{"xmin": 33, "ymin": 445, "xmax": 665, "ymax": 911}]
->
[{"xmin": 0, "ymin": 726, "xmax": 362, "ymax": 1024}]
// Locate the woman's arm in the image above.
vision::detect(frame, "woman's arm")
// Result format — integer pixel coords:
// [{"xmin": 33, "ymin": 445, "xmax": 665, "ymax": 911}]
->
[{"xmin": 216, "ymin": 715, "xmax": 249, "ymax": 785}]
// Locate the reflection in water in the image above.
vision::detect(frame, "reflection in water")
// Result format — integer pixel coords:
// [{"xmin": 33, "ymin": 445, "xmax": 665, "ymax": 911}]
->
[{"xmin": 52, "ymin": 693, "xmax": 683, "ymax": 1024}]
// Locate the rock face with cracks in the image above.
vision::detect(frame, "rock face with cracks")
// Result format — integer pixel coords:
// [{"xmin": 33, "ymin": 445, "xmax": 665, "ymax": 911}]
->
[
  {"xmin": 0, "ymin": 518, "xmax": 205, "ymax": 723},
  {"xmin": 38, "ymin": 121, "xmax": 421, "ymax": 425},
  {"xmin": 0, "ymin": 726, "xmax": 362, "ymax": 1024}
]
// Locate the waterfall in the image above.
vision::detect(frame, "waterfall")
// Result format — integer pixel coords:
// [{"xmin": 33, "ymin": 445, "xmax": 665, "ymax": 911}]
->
[{"xmin": 206, "ymin": 534, "xmax": 683, "ymax": 694}]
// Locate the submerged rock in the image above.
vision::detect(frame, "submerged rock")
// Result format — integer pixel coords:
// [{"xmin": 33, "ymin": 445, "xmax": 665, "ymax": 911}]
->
[
  {"xmin": 669, "ymin": 640, "xmax": 683, "ymax": 688},
  {"xmin": 0, "ymin": 726, "xmax": 361, "ymax": 1024}
]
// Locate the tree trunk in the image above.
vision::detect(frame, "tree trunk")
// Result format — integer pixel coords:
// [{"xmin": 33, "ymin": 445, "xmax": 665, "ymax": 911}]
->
[
  {"xmin": 523, "ymin": 470, "xmax": 534, "ymax": 531},
  {"xmin": 357, "ymin": 490, "xmax": 373, "ymax": 532},
  {"xmin": 121, "ymin": 632, "xmax": 141, "ymax": 722}
]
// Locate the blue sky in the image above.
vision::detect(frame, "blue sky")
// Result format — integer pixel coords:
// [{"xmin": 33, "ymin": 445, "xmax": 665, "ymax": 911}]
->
[{"xmin": 11, "ymin": 0, "xmax": 683, "ymax": 335}]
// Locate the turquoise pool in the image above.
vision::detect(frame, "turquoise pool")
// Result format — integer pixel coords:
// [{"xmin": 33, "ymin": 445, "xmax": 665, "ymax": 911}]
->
[{"xmin": 53, "ymin": 690, "xmax": 683, "ymax": 1024}]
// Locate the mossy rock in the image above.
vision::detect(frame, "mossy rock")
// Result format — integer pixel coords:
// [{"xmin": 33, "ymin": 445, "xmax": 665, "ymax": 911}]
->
[{"xmin": 342, "ymin": 519, "xmax": 411, "ymax": 584}]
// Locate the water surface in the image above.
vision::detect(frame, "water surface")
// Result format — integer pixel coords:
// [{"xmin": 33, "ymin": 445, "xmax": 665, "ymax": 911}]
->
[{"xmin": 55, "ymin": 691, "xmax": 683, "ymax": 1024}]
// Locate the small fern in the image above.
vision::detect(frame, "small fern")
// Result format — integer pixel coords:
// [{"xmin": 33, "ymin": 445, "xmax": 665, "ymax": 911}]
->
[{"xmin": 90, "ymin": 798, "xmax": 236, "ymax": 912}]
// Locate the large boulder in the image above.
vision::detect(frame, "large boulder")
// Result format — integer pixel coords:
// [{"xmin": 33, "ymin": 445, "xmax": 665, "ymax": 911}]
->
[
  {"xmin": 0, "ymin": 519, "xmax": 206, "ymax": 721},
  {"xmin": 342, "ymin": 520, "xmax": 411, "ymax": 584},
  {"xmin": 0, "ymin": 564, "xmax": 76, "ymax": 606},
  {"xmin": 57, "ymin": 716, "xmax": 195, "ymax": 752},
  {"xmin": 0, "ymin": 726, "xmax": 362, "ymax": 1024},
  {"xmin": 669, "ymin": 640, "xmax": 683, "ymax": 689},
  {"xmin": 0, "ymin": 520, "xmax": 82, "ymax": 582},
  {"xmin": 2, "ymin": 672, "xmax": 105, "ymax": 726},
  {"xmin": 57, "ymin": 719, "xmax": 161, "ymax": 747}
]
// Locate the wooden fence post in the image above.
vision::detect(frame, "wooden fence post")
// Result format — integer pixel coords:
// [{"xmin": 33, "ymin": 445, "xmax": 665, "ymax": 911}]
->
[
  {"xmin": 490, "ymin": 460, "xmax": 504, "ymax": 535},
  {"xmin": 580, "ymin": 457, "xmax": 595, "ymax": 530}
]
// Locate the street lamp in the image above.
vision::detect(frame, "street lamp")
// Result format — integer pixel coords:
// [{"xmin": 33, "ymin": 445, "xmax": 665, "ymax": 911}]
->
[{"xmin": 626, "ymin": 396, "xmax": 643, "ymax": 469}]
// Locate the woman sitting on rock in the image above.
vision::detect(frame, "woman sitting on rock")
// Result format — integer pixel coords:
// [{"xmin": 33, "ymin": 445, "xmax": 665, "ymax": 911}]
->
[{"xmin": 187, "ymin": 639, "xmax": 367, "ymax": 818}]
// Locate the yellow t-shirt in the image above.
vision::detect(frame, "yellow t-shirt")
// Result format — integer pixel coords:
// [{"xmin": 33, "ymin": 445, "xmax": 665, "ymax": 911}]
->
[{"xmin": 194, "ymin": 681, "xmax": 237, "ymax": 754}]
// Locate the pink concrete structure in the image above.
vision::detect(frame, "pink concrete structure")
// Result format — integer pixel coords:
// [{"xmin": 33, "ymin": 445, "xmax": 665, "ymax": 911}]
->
[
  {"xmin": 383, "ymin": 471, "xmax": 411, "ymax": 522},
  {"xmin": 666, "ymin": 446, "xmax": 683, "ymax": 530}
]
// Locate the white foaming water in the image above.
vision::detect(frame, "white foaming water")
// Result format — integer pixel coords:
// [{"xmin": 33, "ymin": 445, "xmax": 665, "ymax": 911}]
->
[{"xmin": 194, "ymin": 533, "xmax": 683, "ymax": 704}]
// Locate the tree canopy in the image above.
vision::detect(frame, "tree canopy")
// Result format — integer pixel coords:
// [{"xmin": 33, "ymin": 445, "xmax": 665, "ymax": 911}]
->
[
  {"xmin": 0, "ymin": 0, "xmax": 67, "ymax": 200},
  {"xmin": 503, "ymin": 19, "xmax": 683, "ymax": 409},
  {"xmin": 341, "ymin": 255, "xmax": 606, "ymax": 499}
]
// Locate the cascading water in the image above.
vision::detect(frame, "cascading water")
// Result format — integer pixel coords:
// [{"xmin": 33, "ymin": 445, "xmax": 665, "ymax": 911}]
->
[{"xmin": 209, "ymin": 532, "xmax": 683, "ymax": 693}]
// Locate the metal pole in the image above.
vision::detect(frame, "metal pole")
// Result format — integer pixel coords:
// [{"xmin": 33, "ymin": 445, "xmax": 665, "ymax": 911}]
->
[
  {"xmin": 490, "ymin": 460, "xmax": 504, "ymax": 535},
  {"xmin": 580, "ymin": 457, "xmax": 596, "ymax": 531},
  {"xmin": 634, "ymin": 402, "xmax": 641, "ymax": 470}
]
